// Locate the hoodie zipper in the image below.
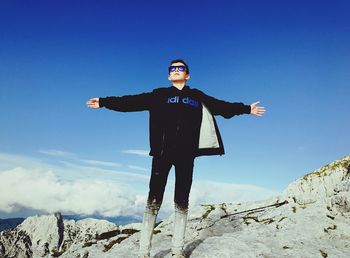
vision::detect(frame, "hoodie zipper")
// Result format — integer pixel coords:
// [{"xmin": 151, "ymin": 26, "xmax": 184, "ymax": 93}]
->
[
  {"xmin": 160, "ymin": 132, "xmax": 165, "ymax": 156},
  {"xmin": 176, "ymin": 119, "xmax": 180, "ymax": 136}
]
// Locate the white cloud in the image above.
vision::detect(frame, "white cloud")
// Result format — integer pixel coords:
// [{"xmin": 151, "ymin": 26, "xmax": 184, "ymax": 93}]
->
[
  {"xmin": 0, "ymin": 152, "xmax": 278, "ymax": 220},
  {"xmin": 0, "ymin": 152, "xmax": 151, "ymax": 217},
  {"xmin": 0, "ymin": 152, "xmax": 46, "ymax": 171},
  {"xmin": 58, "ymin": 160, "xmax": 148, "ymax": 182},
  {"xmin": 0, "ymin": 167, "xmax": 144, "ymax": 217},
  {"xmin": 79, "ymin": 159, "xmax": 121, "ymax": 167},
  {"xmin": 189, "ymin": 181, "xmax": 277, "ymax": 207},
  {"xmin": 128, "ymin": 165, "xmax": 149, "ymax": 172},
  {"xmin": 121, "ymin": 149, "xmax": 149, "ymax": 157},
  {"xmin": 38, "ymin": 149, "xmax": 76, "ymax": 158},
  {"xmin": 38, "ymin": 149, "xmax": 121, "ymax": 168}
]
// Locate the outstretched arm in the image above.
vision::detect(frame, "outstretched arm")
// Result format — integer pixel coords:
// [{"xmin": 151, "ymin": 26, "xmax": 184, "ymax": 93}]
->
[
  {"xmin": 196, "ymin": 89, "xmax": 266, "ymax": 118},
  {"xmin": 197, "ymin": 90, "xmax": 251, "ymax": 118},
  {"xmin": 86, "ymin": 91, "xmax": 154, "ymax": 112}
]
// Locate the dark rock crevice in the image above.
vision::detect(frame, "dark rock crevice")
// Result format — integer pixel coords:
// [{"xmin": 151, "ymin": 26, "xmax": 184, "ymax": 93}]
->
[{"xmin": 55, "ymin": 212, "xmax": 64, "ymax": 250}]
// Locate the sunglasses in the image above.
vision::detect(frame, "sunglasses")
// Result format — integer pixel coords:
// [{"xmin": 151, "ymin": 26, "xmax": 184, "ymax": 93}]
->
[{"xmin": 168, "ymin": 65, "xmax": 187, "ymax": 73}]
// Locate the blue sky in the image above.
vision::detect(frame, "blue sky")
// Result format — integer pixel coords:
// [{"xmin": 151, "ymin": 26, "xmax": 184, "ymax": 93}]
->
[{"xmin": 0, "ymin": 0, "xmax": 349, "ymax": 219}]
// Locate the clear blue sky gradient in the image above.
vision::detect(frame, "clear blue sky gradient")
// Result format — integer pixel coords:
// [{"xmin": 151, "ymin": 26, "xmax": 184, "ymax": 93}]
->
[{"xmin": 1, "ymin": 0, "xmax": 349, "ymax": 194}]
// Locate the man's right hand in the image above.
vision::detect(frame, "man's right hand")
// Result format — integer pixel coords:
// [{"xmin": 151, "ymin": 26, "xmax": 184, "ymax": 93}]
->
[{"xmin": 86, "ymin": 98, "xmax": 100, "ymax": 109}]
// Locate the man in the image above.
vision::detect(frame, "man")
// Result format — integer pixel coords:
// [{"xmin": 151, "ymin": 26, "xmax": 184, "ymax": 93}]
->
[{"xmin": 86, "ymin": 59, "xmax": 265, "ymax": 258}]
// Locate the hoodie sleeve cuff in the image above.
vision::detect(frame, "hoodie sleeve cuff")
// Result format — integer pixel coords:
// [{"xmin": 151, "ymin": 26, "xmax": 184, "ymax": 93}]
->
[
  {"xmin": 244, "ymin": 104, "xmax": 251, "ymax": 114},
  {"xmin": 99, "ymin": 97, "xmax": 105, "ymax": 108}
]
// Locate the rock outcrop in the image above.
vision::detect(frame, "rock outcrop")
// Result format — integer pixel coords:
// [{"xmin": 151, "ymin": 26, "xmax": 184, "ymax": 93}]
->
[
  {"xmin": 1, "ymin": 154, "xmax": 349, "ymax": 257},
  {"xmin": 0, "ymin": 212, "xmax": 119, "ymax": 258},
  {"xmin": 282, "ymin": 154, "xmax": 350, "ymax": 207}
]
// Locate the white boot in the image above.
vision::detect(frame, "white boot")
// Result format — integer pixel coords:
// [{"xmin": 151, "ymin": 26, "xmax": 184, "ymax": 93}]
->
[
  {"xmin": 138, "ymin": 202, "xmax": 159, "ymax": 258},
  {"xmin": 171, "ymin": 206, "xmax": 188, "ymax": 257}
]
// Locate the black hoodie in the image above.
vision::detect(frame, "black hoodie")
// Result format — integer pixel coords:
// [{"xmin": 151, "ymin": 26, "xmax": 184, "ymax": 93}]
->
[{"xmin": 99, "ymin": 85, "xmax": 251, "ymax": 158}]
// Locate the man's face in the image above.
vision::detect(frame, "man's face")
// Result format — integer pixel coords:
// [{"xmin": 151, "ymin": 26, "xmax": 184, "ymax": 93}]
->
[{"xmin": 168, "ymin": 62, "xmax": 190, "ymax": 82}]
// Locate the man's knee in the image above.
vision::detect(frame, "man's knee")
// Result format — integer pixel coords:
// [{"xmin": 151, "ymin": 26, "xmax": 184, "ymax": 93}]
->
[
  {"xmin": 146, "ymin": 197, "xmax": 161, "ymax": 215},
  {"xmin": 174, "ymin": 199, "xmax": 189, "ymax": 213}
]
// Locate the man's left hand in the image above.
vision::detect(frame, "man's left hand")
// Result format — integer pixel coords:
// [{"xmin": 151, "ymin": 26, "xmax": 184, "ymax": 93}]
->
[{"xmin": 250, "ymin": 101, "xmax": 266, "ymax": 116}]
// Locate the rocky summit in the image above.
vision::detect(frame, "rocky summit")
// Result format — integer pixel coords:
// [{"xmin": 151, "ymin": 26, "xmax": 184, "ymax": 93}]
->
[{"xmin": 1, "ymin": 155, "xmax": 349, "ymax": 258}]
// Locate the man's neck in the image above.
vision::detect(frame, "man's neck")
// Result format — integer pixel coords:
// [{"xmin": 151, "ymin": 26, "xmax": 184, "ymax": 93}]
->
[{"xmin": 172, "ymin": 81, "xmax": 186, "ymax": 90}]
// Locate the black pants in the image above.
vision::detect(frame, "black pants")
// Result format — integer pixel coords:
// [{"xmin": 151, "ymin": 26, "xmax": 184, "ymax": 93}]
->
[{"xmin": 146, "ymin": 152, "xmax": 195, "ymax": 212}]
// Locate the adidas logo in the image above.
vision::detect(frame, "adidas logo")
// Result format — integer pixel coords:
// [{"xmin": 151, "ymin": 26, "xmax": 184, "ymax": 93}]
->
[{"xmin": 167, "ymin": 96, "xmax": 199, "ymax": 107}]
